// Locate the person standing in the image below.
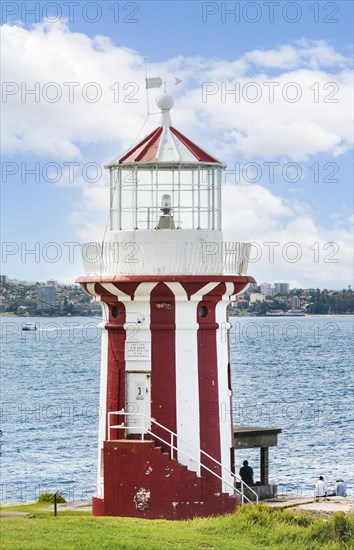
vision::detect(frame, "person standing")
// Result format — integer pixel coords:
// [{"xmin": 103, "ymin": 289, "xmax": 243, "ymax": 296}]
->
[
  {"xmin": 239, "ymin": 460, "xmax": 254, "ymax": 486},
  {"xmin": 314, "ymin": 476, "xmax": 328, "ymax": 499},
  {"xmin": 335, "ymin": 479, "xmax": 347, "ymax": 497}
]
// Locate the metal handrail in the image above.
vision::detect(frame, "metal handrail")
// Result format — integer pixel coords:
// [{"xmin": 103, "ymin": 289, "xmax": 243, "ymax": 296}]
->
[{"xmin": 108, "ymin": 410, "xmax": 258, "ymax": 504}]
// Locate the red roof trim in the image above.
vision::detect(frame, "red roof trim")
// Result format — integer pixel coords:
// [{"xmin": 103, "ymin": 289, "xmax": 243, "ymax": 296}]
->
[
  {"xmin": 170, "ymin": 127, "xmax": 220, "ymax": 163},
  {"xmin": 116, "ymin": 125, "xmax": 221, "ymax": 165},
  {"xmin": 135, "ymin": 126, "xmax": 163, "ymax": 162},
  {"xmin": 119, "ymin": 127, "xmax": 162, "ymax": 164}
]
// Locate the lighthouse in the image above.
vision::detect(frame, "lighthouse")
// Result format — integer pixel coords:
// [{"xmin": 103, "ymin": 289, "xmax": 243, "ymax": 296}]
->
[{"xmin": 77, "ymin": 93, "xmax": 255, "ymax": 519}]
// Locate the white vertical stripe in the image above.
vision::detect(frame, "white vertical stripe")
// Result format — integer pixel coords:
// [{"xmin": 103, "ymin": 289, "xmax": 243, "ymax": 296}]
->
[
  {"xmin": 174, "ymin": 299, "xmax": 201, "ymax": 474},
  {"xmin": 124, "ymin": 283, "xmax": 154, "ymax": 433},
  {"xmin": 216, "ymin": 300, "xmax": 234, "ymax": 494},
  {"xmin": 97, "ymin": 303, "xmax": 109, "ymax": 495},
  {"xmin": 124, "ymin": 300, "xmax": 152, "ymax": 373}
]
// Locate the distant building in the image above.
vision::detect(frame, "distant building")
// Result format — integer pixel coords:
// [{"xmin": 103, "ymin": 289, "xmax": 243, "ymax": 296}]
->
[
  {"xmin": 47, "ymin": 279, "xmax": 58, "ymax": 288},
  {"xmin": 260, "ymin": 282, "xmax": 272, "ymax": 296},
  {"xmin": 236, "ymin": 298, "xmax": 249, "ymax": 309},
  {"xmin": 273, "ymin": 282, "xmax": 289, "ymax": 295},
  {"xmin": 290, "ymin": 296, "xmax": 301, "ymax": 309},
  {"xmin": 0, "ymin": 275, "xmax": 7, "ymax": 284},
  {"xmin": 37, "ymin": 285, "xmax": 56, "ymax": 310},
  {"xmin": 250, "ymin": 293, "xmax": 266, "ymax": 303}
]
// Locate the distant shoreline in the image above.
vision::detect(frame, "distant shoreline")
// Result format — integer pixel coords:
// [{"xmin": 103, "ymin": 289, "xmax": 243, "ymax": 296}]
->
[
  {"xmin": 304, "ymin": 314, "xmax": 354, "ymax": 317},
  {"xmin": 0, "ymin": 312, "xmax": 100, "ymax": 318}
]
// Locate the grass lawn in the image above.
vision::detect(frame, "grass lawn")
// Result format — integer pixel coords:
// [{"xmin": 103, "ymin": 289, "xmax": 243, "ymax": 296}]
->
[{"xmin": 1, "ymin": 503, "xmax": 353, "ymax": 549}]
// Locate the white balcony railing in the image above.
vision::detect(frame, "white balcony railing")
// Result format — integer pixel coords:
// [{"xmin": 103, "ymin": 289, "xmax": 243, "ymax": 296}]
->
[{"xmin": 80, "ymin": 241, "xmax": 251, "ymax": 277}]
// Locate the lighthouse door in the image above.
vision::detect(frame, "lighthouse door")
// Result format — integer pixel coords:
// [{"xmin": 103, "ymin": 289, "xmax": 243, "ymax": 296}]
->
[{"xmin": 126, "ymin": 372, "xmax": 151, "ymax": 434}]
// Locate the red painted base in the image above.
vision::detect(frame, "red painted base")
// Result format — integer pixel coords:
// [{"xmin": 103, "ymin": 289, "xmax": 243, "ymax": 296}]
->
[
  {"xmin": 92, "ymin": 440, "xmax": 238, "ymax": 520},
  {"xmin": 92, "ymin": 496, "xmax": 105, "ymax": 516}
]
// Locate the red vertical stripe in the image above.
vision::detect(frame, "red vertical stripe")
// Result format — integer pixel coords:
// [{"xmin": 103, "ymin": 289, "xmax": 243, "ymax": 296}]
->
[
  {"xmin": 105, "ymin": 301, "xmax": 126, "ymax": 440},
  {"xmin": 197, "ymin": 298, "xmax": 221, "ymax": 484},
  {"xmin": 150, "ymin": 283, "xmax": 177, "ymax": 450}
]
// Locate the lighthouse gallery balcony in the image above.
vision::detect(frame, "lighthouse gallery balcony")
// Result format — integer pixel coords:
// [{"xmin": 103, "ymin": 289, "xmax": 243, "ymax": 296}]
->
[{"xmin": 80, "ymin": 238, "xmax": 252, "ymax": 277}]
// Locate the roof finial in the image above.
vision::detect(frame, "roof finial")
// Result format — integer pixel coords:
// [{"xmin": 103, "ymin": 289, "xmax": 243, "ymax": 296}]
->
[{"xmin": 156, "ymin": 93, "xmax": 174, "ymax": 127}]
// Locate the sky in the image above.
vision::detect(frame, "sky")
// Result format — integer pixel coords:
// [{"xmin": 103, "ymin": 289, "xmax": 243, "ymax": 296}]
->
[{"xmin": 1, "ymin": 0, "xmax": 353, "ymax": 288}]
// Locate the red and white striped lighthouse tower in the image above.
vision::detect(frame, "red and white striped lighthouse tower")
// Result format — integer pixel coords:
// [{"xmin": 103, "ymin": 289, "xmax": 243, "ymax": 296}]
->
[{"xmin": 77, "ymin": 93, "xmax": 255, "ymax": 519}]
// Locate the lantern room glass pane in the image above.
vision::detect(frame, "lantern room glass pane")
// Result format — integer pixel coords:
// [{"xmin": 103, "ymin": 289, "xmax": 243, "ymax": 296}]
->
[{"xmin": 110, "ymin": 165, "xmax": 221, "ymax": 231}]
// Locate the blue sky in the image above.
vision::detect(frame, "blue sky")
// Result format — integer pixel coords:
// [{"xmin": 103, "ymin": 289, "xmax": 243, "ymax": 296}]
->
[{"xmin": 1, "ymin": 0, "xmax": 353, "ymax": 288}]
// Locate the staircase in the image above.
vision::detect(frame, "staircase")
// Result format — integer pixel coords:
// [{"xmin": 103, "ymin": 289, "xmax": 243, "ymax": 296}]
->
[
  {"xmin": 92, "ymin": 411, "xmax": 258, "ymax": 519},
  {"xmin": 94, "ymin": 439, "xmax": 238, "ymax": 519}
]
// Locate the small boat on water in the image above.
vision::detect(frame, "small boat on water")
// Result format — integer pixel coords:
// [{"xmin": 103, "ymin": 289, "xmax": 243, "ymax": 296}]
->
[{"xmin": 22, "ymin": 323, "xmax": 38, "ymax": 331}]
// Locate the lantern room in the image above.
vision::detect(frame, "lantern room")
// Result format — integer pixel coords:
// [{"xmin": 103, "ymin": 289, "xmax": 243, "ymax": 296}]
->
[{"xmin": 106, "ymin": 94, "xmax": 223, "ymax": 232}]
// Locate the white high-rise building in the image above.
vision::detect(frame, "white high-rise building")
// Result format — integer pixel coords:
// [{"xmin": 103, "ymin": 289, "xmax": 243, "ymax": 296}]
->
[
  {"xmin": 37, "ymin": 285, "xmax": 56, "ymax": 310},
  {"xmin": 260, "ymin": 282, "xmax": 272, "ymax": 296}
]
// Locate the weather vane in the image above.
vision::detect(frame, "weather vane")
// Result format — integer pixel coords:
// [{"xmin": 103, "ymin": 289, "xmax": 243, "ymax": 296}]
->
[{"xmin": 144, "ymin": 58, "xmax": 182, "ymax": 114}]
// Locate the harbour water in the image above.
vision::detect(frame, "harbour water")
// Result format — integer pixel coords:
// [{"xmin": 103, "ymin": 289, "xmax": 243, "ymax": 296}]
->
[{"xmin": 1, "ymin": 315, "xmax": 353, "ymax": 502}]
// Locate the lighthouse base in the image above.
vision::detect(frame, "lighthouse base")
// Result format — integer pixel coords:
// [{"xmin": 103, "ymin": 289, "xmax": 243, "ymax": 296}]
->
[{"xmin": 92, "ymin": 440, "xmax": 239, "ymax": 520}]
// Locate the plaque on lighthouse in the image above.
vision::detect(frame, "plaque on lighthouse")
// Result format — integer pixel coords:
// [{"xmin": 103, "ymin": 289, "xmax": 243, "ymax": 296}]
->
[{"xmin": 125, "ymin": 340, "xmax": 151, "ymax": 360}]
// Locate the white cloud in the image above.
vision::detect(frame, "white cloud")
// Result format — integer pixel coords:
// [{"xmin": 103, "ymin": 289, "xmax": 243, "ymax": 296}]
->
[
  {"xmin": 1, "ymin": 21, "xmax": 147, "ymax": 159},
  {"xmin": 228, "ymin": 119, "xmax": 341, "ymax": 160},
  {"xmin": 244, "ymin": 39, "xmax": 348, "ymax": 70},
  {"xmin": 70, "ymin": 186, "xmax": 109, "ymax": 241},
  {"xmin": 2, "ymin": 23, "xmax": 352, "ymax": 162},
  {"xmin": 185, "ymin": 67, "xmax": 353, "ymax": 161},
  {"xmin": 222, "ymin": 184, "xmax": 353, "ymax": 288}
]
